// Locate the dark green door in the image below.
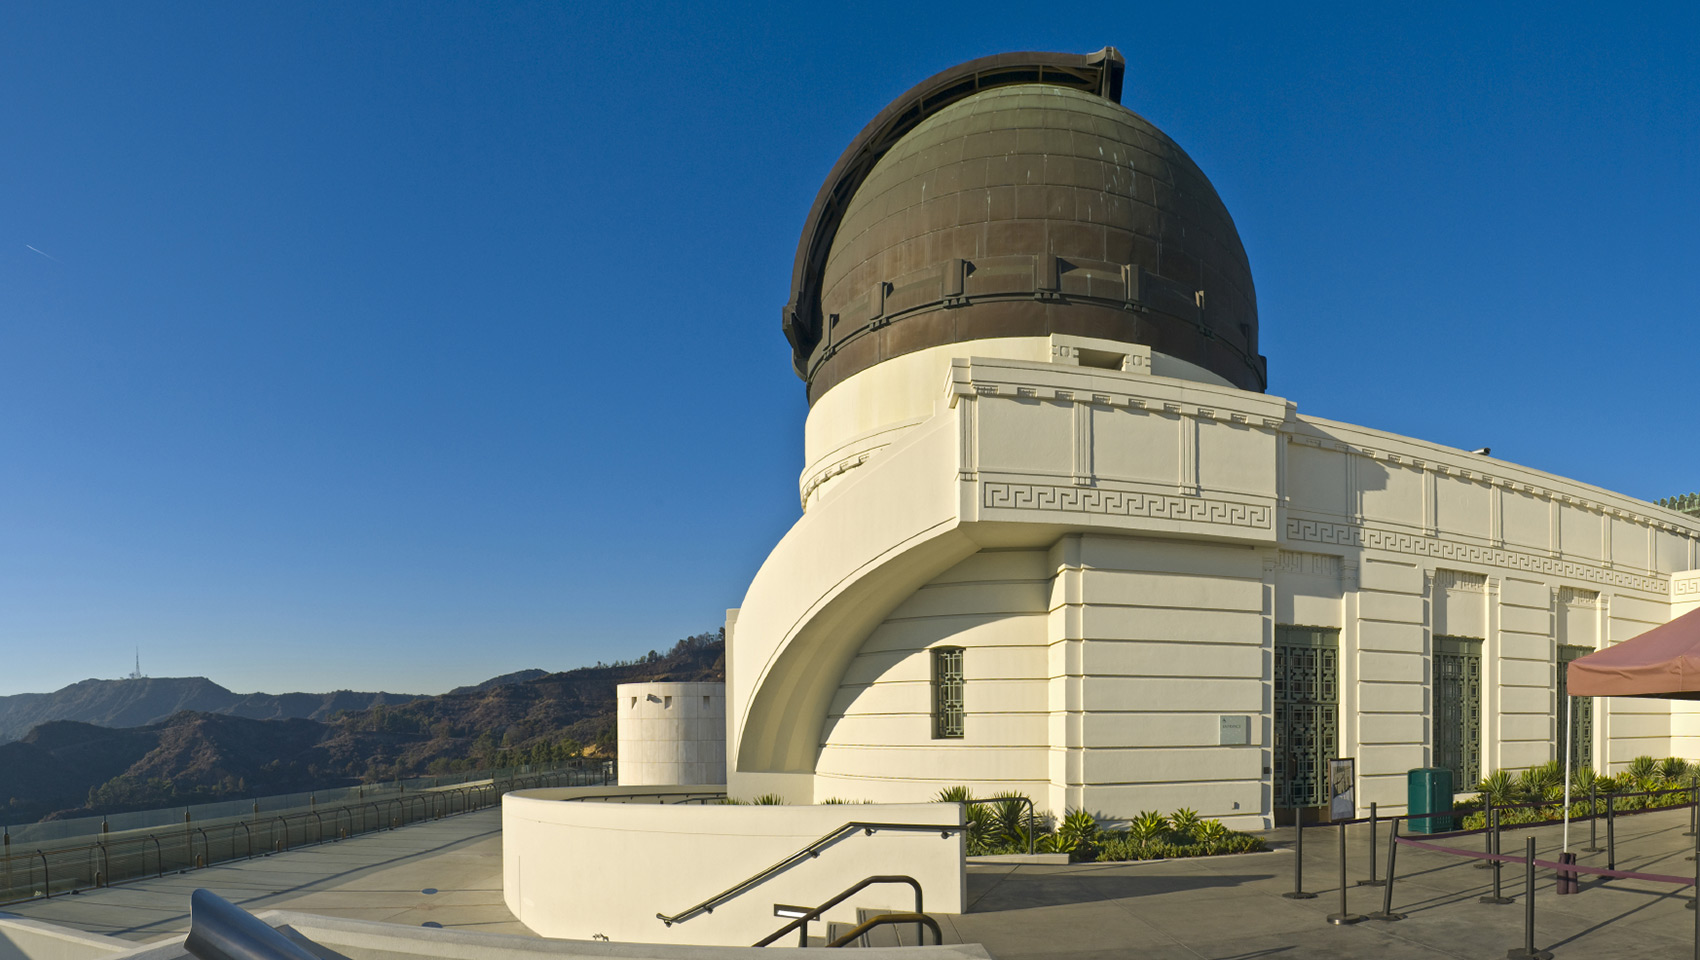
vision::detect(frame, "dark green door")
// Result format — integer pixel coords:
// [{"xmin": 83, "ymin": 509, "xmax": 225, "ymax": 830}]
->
[
  {"xmin": 1435, "ymin": 636, "xmax": 1483, "ymax": 788},
  {"xmin": 1557, "ymin": 645, "xmax": 1593, "ymax": 766},
  {"xmin": 1275, "ymin": 626, "xmax": 1340, "ymax": 810}
]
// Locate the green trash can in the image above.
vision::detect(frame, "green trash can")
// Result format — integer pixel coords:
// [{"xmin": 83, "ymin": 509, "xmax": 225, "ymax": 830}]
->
[{"xmin": 1407, "ymin": 767, "xmax": 1455, "ymax": 834}]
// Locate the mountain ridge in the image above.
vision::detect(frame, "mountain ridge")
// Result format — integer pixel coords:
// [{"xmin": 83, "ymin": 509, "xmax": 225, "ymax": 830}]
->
[{"xmin": 0, "ymin": 676, "xmax": 426, "ymax": 743}]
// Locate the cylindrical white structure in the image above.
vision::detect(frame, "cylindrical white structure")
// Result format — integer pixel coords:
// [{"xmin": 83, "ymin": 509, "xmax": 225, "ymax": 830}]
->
[{"xmin": 616, "ymin": 681, "xmax": 726, "ymax": 786}]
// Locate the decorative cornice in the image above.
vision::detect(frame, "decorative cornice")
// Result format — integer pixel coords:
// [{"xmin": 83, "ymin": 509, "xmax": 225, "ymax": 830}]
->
[
  {"xmin": 1284, "ymin": 434, "xmax": 1700, "ymax": 538},
  {"xmin": 1285, "ymin": 518, "xmax": 1667, "ymax": 594},
  {"xmin": 984, "ymin": 482, "xmax": 1272, "ymax": 529}
]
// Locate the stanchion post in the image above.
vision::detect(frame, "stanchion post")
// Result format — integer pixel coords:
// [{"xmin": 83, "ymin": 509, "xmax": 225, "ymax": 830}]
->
[
  {"xmin": 1478, "ymin": 799, "xmax": 1495, "ymax": 869},
  {"xmin": 1327, "ymin": 819, "xmax": 1364, "ymax": 925},
  {"xmin": 1607, "ymin": 795, "xmax": 1616, "ymax": 874},
  {"xmin": 1508, "ymin": 835, "xmax": 1553, "ymax": 960},
  {"xmin": 1690, "ymin": 817, "xmax": 1699, "ymax": 960},
  {"xmin": 1481, "ymin": 807, "xmax": 1512, "ymax": 904},
  {"xmin": 1283, "ymin": 808, "xmax": 1316, "ymax": 900},
  {"xmin": 1585, "ymin": 782, "xmax": 1601, "ymax": 852},
  {"xmin": 1369, "ymin": 818, "xmax": 1406, "ymax": 921},
  {"xmin": 1689, "ymin": 774, "xmax": 1697, "ymax": 838},
  {"xmin": 1358, "ymin": 802, "xmax": 1384, "ymax": 887}
]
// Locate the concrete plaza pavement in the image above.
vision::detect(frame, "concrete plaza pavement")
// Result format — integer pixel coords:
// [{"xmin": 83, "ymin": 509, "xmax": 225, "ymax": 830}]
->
[
  {"xmin": 947, "ymin": 804, "xmax": 1700, "ymax": 959},
  {"xmin": 8, "ymin": 801, "xmax": 1700, "ymax": 958},
  {"xmin": 0, "ymin": 808, "xmax": 526, "ymax": 942}
]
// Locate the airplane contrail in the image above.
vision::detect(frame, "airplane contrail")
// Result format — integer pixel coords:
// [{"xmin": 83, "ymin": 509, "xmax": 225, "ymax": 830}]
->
[{"xmin": 25, "ymin": 244, "xmax": 62, "ymax": 263}]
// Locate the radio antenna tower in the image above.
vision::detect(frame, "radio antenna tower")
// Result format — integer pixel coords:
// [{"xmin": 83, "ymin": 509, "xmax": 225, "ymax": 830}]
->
[{"xmin": 128, "ymin": 648, "xmax": 145, "ymax": 681}]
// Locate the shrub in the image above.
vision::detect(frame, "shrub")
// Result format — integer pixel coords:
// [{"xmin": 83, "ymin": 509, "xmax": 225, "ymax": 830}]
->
[
  {"xmin": 935, "ymin": 785, "xmax": 974, "ymax": 804},
  {"xmin": 751, "ymin": 794, "xmax": 785, "ymax": 805},
  {"xmin": 1169, "ymin": 807, "xmax": 1202, "ymax": 840}
]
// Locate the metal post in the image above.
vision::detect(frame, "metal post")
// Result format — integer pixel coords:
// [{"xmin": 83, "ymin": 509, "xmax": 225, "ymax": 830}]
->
[
  {"xmin": 1585, "ymin": 783, "xmax": 1601, "ymax": 852},
  {"xmin": 1358, "ymin": 802, "xmax": 1384, "ymax": 887},
  {"xmin": 1481, "ymin": 807, "xmax": 1512, "ymax": 904},
  {"xmin": 1508, "ymin": 835, "xmax": 1553, "ymax": 959},
  {"xmin": 1477, "ymin": 799, "xmax": 1495, "ymax": 869},
  {"xmin": 1283, "ymin": 809, "xmax": 1316, "ymax": 899},
  {"xmin": 1369, "ymin": 818, "xmax": 1406, "ymax": 921},
  {"xmin": 1607, "ymin": 795, "xmax": 1616, "ymax": 874},
  {"xmin": 1327, "ymin": 819, "xmax": 1364, "ymax": 924},
  {"xmin": 1689, "ymin": 774, "xmax": 1697, "ymax": 838},
  {"xmin": 1691, "ymin": 818, "xmax": 1699, "ymax": 959}
]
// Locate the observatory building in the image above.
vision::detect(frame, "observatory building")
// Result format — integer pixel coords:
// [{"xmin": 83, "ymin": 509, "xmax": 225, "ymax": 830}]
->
[{"xmin": 725, "ymin": 48, "xmax": 1700, "ymax": 826}]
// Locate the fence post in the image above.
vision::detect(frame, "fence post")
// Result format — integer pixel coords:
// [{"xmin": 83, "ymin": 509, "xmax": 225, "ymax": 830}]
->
[
  {"xmin": 1326, "ymin": 819, "xmax": 1364, "ymax": 925},
  {"xmin": 1481, "ymin": 807, "xmax": 1512, "ymax": 904},
  {"xmin": 1283, "ymin": 809, "xmax": 1316, "ymax": 900},
  {"xmin": 1507, "ymin": 835, "xmax": 1553, "ymax": 960},
  {"xmin": 1357, "ymin": 802, "xmax": 1384, "ymax": 887}
]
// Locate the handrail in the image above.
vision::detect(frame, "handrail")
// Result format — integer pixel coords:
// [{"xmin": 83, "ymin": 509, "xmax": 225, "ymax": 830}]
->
[
  {"xmin": 753, "ymin": 875, "xmax": 922, "ymax": 947},
  {"xmin": 656, "ymin": 821, "xmax": 962, "ymax": 927},
  {"xmin": 825, "ymin": 912, "xmax": 942, "ymax": 948},
  {"xmin": 185, "ymin": 887, "xmax": 321, "ymax": 960},
  {"xmin": 961, "ymin": 797, "xmax": 1036, "ymax": 855}
]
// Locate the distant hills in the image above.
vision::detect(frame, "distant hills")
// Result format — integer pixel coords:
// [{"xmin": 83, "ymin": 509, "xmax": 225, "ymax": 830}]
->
[
  {"xmin": 0, "ymin": 631, "xmax": 724, "ymax": 825},
  {"xmin": 0, "ymin": 676, "xmax": 422, "ymax": 744}
]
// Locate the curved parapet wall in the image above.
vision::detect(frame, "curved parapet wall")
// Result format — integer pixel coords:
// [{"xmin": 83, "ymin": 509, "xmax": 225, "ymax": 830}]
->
[{"xmin": 502, "ymin": 786, "xmax": 963, "ymax": 946}]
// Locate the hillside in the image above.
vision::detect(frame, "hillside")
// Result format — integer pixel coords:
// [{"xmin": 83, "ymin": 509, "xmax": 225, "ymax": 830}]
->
[
  {"xmin": 0, "ymin": 631, "xmax": 724, "ymax": 824},
  {"xmin": 0, "ymin": 677, "xmax": 423, "ymax": 744}
]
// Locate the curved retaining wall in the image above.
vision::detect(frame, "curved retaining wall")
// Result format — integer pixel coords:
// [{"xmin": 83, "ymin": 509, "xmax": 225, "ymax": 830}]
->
[{"xmin": 502, "ymin": 786, "xmax": 963, "ymax": 946}]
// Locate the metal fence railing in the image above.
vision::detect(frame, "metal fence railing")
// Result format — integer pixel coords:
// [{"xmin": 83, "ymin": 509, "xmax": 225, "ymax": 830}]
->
[{"xmin": 0, "ymin": 759, "xmax": 614, "ymax": 905}]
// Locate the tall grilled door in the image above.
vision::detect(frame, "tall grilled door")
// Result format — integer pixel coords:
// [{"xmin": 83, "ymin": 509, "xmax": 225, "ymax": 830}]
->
[
  {"xmin": 1275, "ymin": 626, "xmax": 1340, "ymax": 810},
  {"xmin": 1557, "ymin": 645, "xmax": 1594, "ymax": 766},
  {"xmin": 1435, "ymin": 636, "xmax": 1483, "ymax": 788}
]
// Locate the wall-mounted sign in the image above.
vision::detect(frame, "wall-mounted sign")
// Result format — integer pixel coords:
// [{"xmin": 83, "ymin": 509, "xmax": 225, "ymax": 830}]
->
[
  {"xmin": 1329, "ymin": 757, "xmax": 1355, "ymax": 822},
  {"xmin": 1219, "ymin": 715, "xmax": 1250, "ymax": 745}
]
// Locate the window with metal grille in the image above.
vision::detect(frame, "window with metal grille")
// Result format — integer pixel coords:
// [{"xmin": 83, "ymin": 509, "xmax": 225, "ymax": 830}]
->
[{"xmin": 932, "ymin": 647, "xmax": 965, "ymax": 739}]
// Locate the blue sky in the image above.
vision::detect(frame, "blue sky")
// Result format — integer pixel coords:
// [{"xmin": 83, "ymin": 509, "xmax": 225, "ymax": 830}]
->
[{"xmin": 3, "ymin": 3, "xmax": 1695, "ymax": 696}]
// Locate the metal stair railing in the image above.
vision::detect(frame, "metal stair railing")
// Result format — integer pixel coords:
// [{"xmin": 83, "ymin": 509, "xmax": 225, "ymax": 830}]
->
[
  {"xmin": 655, "ymin": 821, "xmax": 963, "ymax": 928},
  {"xmin": 825, "ymin": 912, "xmax": 942, "ymax": 948},
  {"xmin": 753, "ymin": 874, "xmax": 923, "ymax": 947}
]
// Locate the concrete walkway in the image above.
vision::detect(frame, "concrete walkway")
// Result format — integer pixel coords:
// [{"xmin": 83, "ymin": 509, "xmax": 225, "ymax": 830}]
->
[
  {"xmin": 946, "ymin": 805, "xmax": 1700, "ymax": 959},
  {"xmin": 0, "ymin": 808, "xmax": 523, "ymax": 942}
]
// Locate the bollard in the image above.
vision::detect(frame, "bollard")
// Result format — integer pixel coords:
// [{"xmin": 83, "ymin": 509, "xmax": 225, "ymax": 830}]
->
[
  {"xmin": 1327, "ymin": 819, "xmax": 1364, "ymax": 925},
  {"xmin": 1283, "ymin": 808, "xmax": 1316, "ymax": 900},
  {"xmin": 1507, "ymin": 835, "xmax": 1553, "ymax": 960},
  {"xmin": 1607, "ymin": 795, "xmax": 1616, "ymax": 874},
  {"xmin": 1481, "ymin": 807, "xmax": 1512, "ymax": 904},
  {"xmin": 1358, "ymin": 802, "xmax": 1385, "ymax": 887},
  {"xmin": 1585, "ymin": 782, "xmax": 1601, "ymax": 852},
  {"xmin": 1369, "ymin": 818, "xmax": 1407, "ymax": 921}
]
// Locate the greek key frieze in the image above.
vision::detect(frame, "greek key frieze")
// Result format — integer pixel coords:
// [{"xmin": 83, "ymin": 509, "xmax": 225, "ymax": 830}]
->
[
  {"xmin": 982, "ymin": 482, "xmax": 1272, "ymax": 529},
  {"xmin": 1285, "ymin": 518, "xmax": 1666, "ymax": 594}
]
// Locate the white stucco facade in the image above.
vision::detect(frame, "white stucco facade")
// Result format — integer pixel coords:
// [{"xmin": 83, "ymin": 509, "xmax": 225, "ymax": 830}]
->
[
  {"xmin": 726, "ymin": 334, "xmax": 1700, "ymax": 828},
  {"xmin": 616, "ymin": 682, "xmax": 726, "ymax": 787}
]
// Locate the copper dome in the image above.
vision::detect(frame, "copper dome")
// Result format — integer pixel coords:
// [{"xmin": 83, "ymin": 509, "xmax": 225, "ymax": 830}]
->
[{"xmin": 783, "ymin": 49, "xmax": 1266, "ymax": 403}]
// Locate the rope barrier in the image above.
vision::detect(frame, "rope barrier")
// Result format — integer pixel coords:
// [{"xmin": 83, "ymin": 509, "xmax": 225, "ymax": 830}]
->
[{"xmin": 1394, "ymin": 834, "xmax": 1695, "ymax": 886}]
